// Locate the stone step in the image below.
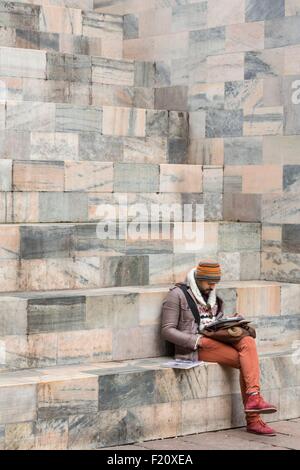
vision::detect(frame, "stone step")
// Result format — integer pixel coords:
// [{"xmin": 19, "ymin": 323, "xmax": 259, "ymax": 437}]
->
[
  {"xmin": 0, "ymin": 190, "xmax": 221, "ymax": 223},
  {"xmin": 0, "ymin": 281, "xmax": 299, "ymax": 369},
  {"xmin": 0, "ymin": 221, "xmax": 262, "ymax": 291},
  {"xmin": 0, "ymin": 48, "xmax": 156, "ymax": 108},
  {"xmin": 0, "ymin": 352, "xmax": 299, "ymax": 449},
  {"xmin": 0, "ymin": 1, "xmax": 122, "ymax": 58}
]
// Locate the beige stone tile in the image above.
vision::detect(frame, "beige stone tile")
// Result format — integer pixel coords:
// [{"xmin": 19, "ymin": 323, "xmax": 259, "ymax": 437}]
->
[
  {"xmin": 207, "ymin": 53, "xmax": 244, "ymax": 83},
  {"xmin": 242, "ymin": 165, "xmax": 282, "ymax": 193},
  {"xmin": 284, "ymin": 45, "xmax": 300, "ymax": 75},
  {"xmin": 65, "ymin": 161, "xmax": 114, "ymax": 192},
  {"xmin": 244, "ymin": 107, "xmax": 284, "ymax": 136},
  {"xmin": 13, "ymin": 161, "xmax": 64, "ymax": 192},
  {"xmin": 0, "ymin": 260, "xmax": 18, "ymax": 292},
  {"xmin": 139, "ymin": 7, "xmax": 172, "ymax": 37},
  {"xmin": 124, "ymin": 37, "xmax": 156, "ymax": 61},
  {"xmin": 0, "ymin": 225, "xmax": 20, "ymax": 260},
  {"xmin": 102, "ymin": 106, "xmax": 146, "ymax": 137},
  {"xmin": 207, "ymin": 0, "xmax": 245, "ymax": 27},
  {"xmin": 57, "ymin": 329, "xmax": 113, "ymax": 364},
  {"xmin": 39, "ymin": 6, "xmax": 82, "ymax": 35},
  {"xmin": 263, "ymin": 136, "xmax": 300, "ymax": 165},
  {"xmin": 160, "ymin": 164, "xmax": 203, "ymax": 193},
  {"xmin": 226, "ymin": 21, "xmax": 264, "ymax": 53},
  {"xmin": 237, "ymin": 285, "xmax": 281, "ymax": 317},
  {"xmin": 188, "ymin": 138, "xmax": 224, "ymax": 165}
]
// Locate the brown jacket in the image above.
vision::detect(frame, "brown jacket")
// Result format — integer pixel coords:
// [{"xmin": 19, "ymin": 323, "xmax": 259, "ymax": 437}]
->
[{"xmin": 161, "ymin": 283, "xmax": 225, "ymax": 361}]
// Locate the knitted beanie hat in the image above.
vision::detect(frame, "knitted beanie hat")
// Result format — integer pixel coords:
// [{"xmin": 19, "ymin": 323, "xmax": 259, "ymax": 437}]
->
[{"xmin": 195, "ymin": 260, "xmax": 221, "ymax": 282}]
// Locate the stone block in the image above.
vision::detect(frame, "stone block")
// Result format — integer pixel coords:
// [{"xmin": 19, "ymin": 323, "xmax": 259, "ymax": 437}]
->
[
  {"xmin": 0, "ymin": 224, "xmax": 19, "ymax": 260},
  {"xmin": 245, "ymin": 50, "xmax": 284, "ymax": 80},
  {"xmin": 0, "ymin": 47, "xmax": 46, "ymax": 78},
  {"xmin": 219, "ymin": 222, "xmax": 261, "ymax": 252},
  {"xmin": 5, "ymin": 422, "xmax": 35, "ymax": 450},
  {"xmin": 102, "ymin": 106, "xmax": 145, "ymax": 137},
  {"xmin": 12, "ymin": 192, "xmax": 38, "ymax": 223},
  {"xmin": 189, "ymin": 27, "xmax": 225, "ymax": 57},
  {"xmin": 145, "ymin": 109, "xmax": 168, "ymax": 138},
  {"xmin": 203, "ymin": 167, "xmax": 223, "ymax": 193},
  {"xmin": 263, "ymin": 136, "xmax": 300, "ymax": 165},
  {"xmin": 168, "ymin": 138, "xmax": 188, "ymax": 164},
  {"xmin": 114, "ymin": 163, "xmax": 159, "ymax": 192},
  {"xmin": 154, "ymin": 61, "xmax": 171, "ymax": 88},
  {"xmin": 112, "ymin": 324, "xmax": 165, "ymax": 360},
  {"xmin": 224, "ymin": 193, "xmax": 262, "ymax": 222},
  {"xmin": 30, "ymin": 132, "xmax": 79, "ymax": 161},
  {"xmin": 149, "ymin": 254, "xmax": 173, "ymax": 284},
  {"xmin": 283, "ymin": 76, "xmax": 300, "ymax": 135},
  {"xmin": 0, "ymin": 192, "xmax": 13, "ymax": 223},
  {"xmin": 207, "ymin": 0, "xmax": 245, "ymax": 28},
  {"xmin": 0, "ymin": 160, "xmax": 12, "ymax": 191},
  {"xmin": 189, "ymin": 83, "xmax": 224, "ymax": 112},
  {"xmin": 86, "ymin": 293, "xmax": 139, "ymax": 329},
  {"xmin": 39, "ymin": 192, "xmax": 88, "ymax": 222},
  {"xmin": 6, "ymin": 101, "xmax": 55, "ymax": 131},
  {"xmin": 226, "ymin": 22, "xmax": 264, "ymax": 53},
  {"xmin": 92, "ymin": 83, "xmax": 134, "ymax": 108},
  {"xmin": 245, "ymin": 0, "xmax": 285, "ymax": 22},
  {"xmin": 206, "ymin": 109, "xmax": 243, "ymax": 138},
  {"xmin": 34, "ymin": 418, "xmax": 68, "ymax": 450},
  {"xmin": 261, "ymin": 251, "xmax": 300, "ymax": 282},
  {"xmin": 283, "ymin": 165, "xmax": 300, "ymax": 193},
  {"xmin": 189, "ymin": 111, "xmax": 205, "ymax": 139},
  {"xmin": 28, "ymin": 296, "xmax": 86, "ymax": 334},
  {"xmin": 0, "ymin": 260, "xmax": 18, "ymax": 291},
  {"xmin": 13, "ymin": 161, "xmax": 64, "ymax": 191},
  {"xmin": 78, "ymin": 133, "xmax": 123, "ymax": 162},
  {"xmin": 244, "ymin": 107, "xmax": 283, "ymax": 136},
  {"xmin": 65, "ymin": 161, "xmax": 114, "ymax": 192},
  {"xmin": 0, "ymin": 385, "xmax": 36, "ymax": 425},
  {"xmin": 0, "ymin": 296, "xmax": 27, "ymax": 335},
  {"xmin": 46, "ymin": 53, "xmax": 91, "ymax": 83},
  {"xmin": 281, "ymin": 283, "xmax": 300, "ymax": 315},
  {"xmin": 265, "ymin": 16, "xmax": 300, "ymax": 48},
  {"xmin": 217, "ymin": 252, "xmax": 240, "ymax": 281},
  {"xmin": 55, "ymin": 104, "xmax": 102, "ymax": 133},
  {"xmin": 160, "ymin": 164, "xmax": 203, "ymax": 193},
  {"xmin": 37, "ymin": 377, "xmax": 98, "ymax": 419},
  {"xmin": 123, "ymin": 14, "xmax": 139, "ymax": 40},
  {"xmin": 237, "ymin": 285, "xmax": 280, "ymax": 317},
  {"xmin": 134, "ymin": 61, "xmax": 155, "ymax": 87},
  {"xmin": 100, "ymin": 255, "xmax": 149, "ymax": 287},
  {"xmin": 207, "ymin": 53, "xmax": 244, "ymax": 83},
  {"xmin": 285, "ymin": 0, "xmax": 300, "ymax": 16},
  {"xmin": 123, "ymin": 136, "xmax": 167, "ymax": 164},
  {"xmin": 172, "ymin": 2, "xmax": 207, "ymax": 32},
  {"xmin": 263, "ymin": 77, "xmax": 283, "ymax": 107},
  {"xmin": 92, "ymin": 57, "xmax": 134, "ymax": 86},
  {"xmin": 154, "ymin": 86, "xmax": 188, "ymax": 112},
  {"xmin": 188, "ymin": 138, "xmax": 224, "ymax": 166},
  {"xmin": 282, "ymin": 224, "xmax": 300, "ymax": 253},
  {"xmin": 0, "ymin": 2, "xmax": 40, "ymax": 30},
  {"xmin": 242, "ymin": 165, "xmax": 282, "ymax": 193},
  {"xmin": 225, "ymin": 79, "xmax": 263, "ymax": 112},
  {"xmin": 39, "ymin": 6, "xmax": 82, "ymax": 35},
  {"xmin": 262, "ymin": 223, "xmax": 282, "ymax": 252},
  {"xmin": 57, "ymin": 328, "xmax": 113, "ymax": 364},
  {"xmin": 262, "ymin": 193, "xmax": 300, "ymax": 224},
  {"xmin": 20, "ymin": 225, "xmax": 75, "ymax": 260},
  {"xmin": 204, "ymin": 193, "xmax": 223, "ymax": 221},
  {"xmin": 224, "ymin": 137, "xmax": 262, "ymax": 165},
  {"xmin": 82, "ymin": 12, "xmax": 123, "ymax": 40}
]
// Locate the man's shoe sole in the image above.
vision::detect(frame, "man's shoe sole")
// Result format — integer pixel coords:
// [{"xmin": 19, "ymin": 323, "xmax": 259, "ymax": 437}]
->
[
  {"xmin": 245, "ymin": 407, "xmax": 277, "ymax": 414},
  {"xmin": 246, "ymin": 429, "xmax": 276, "ymax": 436}
]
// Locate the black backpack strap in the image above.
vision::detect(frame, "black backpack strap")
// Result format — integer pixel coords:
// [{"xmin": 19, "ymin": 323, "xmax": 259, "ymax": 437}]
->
[{"xmin": 177, "ymin": 284, "xmax": 200, "ymax": 331}]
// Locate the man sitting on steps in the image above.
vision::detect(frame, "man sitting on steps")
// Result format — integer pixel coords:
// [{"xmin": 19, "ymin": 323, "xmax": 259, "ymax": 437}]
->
[{"xmin": 161, "ymin": 260, "xmax": 278, "ymax": 436}]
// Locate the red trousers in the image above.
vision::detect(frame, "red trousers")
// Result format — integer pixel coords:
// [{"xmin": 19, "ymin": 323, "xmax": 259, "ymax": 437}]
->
[{"xmin": 198, "ymin": 336, "xmax": 261, "ymax": 423}]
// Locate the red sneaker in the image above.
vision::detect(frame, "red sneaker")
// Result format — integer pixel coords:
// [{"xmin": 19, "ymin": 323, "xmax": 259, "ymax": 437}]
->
[
  {"xmin": 247, "ymin": 418, "xmax": 277, "ymax": 436},
  {"xmin": 245, "ymin": 393, "xmax": 277, "ymax": 414}
]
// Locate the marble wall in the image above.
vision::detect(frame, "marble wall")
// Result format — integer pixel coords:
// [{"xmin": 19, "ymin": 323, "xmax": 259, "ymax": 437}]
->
[{"xmin": 93, "ymin": 0, "xmax": 300, "ymax": 284}]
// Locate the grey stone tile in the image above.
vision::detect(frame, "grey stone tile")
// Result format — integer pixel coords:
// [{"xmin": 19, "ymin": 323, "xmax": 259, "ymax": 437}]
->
[
  {"xmin": 98, "ymin": 370, "xmax": 156, "ymax": 410},
  {"xmin": 245, "ymin": 51, "xmax": 283, "ymax": 80},
  {"xmin": 28, "ymin": 296, "xmax": 86, "ymax": 333},
  {"xmin": 155, "ymin": 86, "xmax": 188, "ymax": 111},
  {"xmin": 114, "ymin": 163, "xmax": 160, "ymax": 192},
  {"xmin": 219, "ymin": 222, "xmax": 261, "ymax": 252},
  {"xmin": 246, "ymin": 0, "xmax": 285, "ymax": 22},
  {"xmin": 55, "ymin": 104, "xmax": 102, "ymax": 133},
  {"xmin": 282, "ymin": 224, "xmax": 300, "ymax": 253},
  {"xmin": 20, "ymin": 225, "xmax": 76, "ymax": 260},
  {"xmin": 123, "ymin": 14, "xmax": 139, "ymax": 40},
  {"xmin": 146, "ymin": 109, "xmax": 168, "ymax": 138},
  {"xmin": 283, "ymin": 165, "xmax": 300, "ymax": 193},
  {"xmin": 206, "ymin": 109, "xmax": 243, "ymax": 138},
  {"xmin": 134, "ymin": 61, "xmax": 155, "ymax": 87},
  {"xmin": 39, "ymin": 192, "xmax": 88, "ymax": 223},
  {"xmin": 154, "ymin": 61, "xmax": 171, "ymax": 88},
  {"xmin": 265, "ymin": 16, "xmax": 300, "ymax": 48},
  {"xmin": 168, "ymin": 138, "xmax": 188, "ymax": 164},
  {"xmin": 189, "ymin": 27, "xmax": 225, "ymax": 57},
  {"xmin": 224, "ymin": 137, "xmax": 262, "ymax": 165},
  {"xmin": 78, "ymin": 133, "xmax": 123, "ymax": 162},
  {"xmin": 100, "ymin": 255, "xmax": 149, "ymax": 287}
]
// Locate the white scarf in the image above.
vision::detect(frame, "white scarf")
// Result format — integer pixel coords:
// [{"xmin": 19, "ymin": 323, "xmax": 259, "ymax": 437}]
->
[{"xmin": 186, "ymin": 268, "xmax": 217, "ymax": 308}]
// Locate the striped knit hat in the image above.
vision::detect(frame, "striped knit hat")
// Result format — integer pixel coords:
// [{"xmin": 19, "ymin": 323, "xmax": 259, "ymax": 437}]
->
[{"xmin": 195, "ymin": 260, "xmax": 221, "ymax": 282}]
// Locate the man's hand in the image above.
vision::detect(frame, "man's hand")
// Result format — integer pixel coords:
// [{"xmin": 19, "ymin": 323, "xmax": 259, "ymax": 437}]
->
[{"xmin": 233, "ymin": 312, "xmax": 245, "ymax": 319}]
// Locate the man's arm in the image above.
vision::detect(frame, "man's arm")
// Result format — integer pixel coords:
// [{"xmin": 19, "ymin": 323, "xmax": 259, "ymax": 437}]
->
[{"xmin": 161, "ymin": 289, "xmax": 201, "ymax": 351}]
